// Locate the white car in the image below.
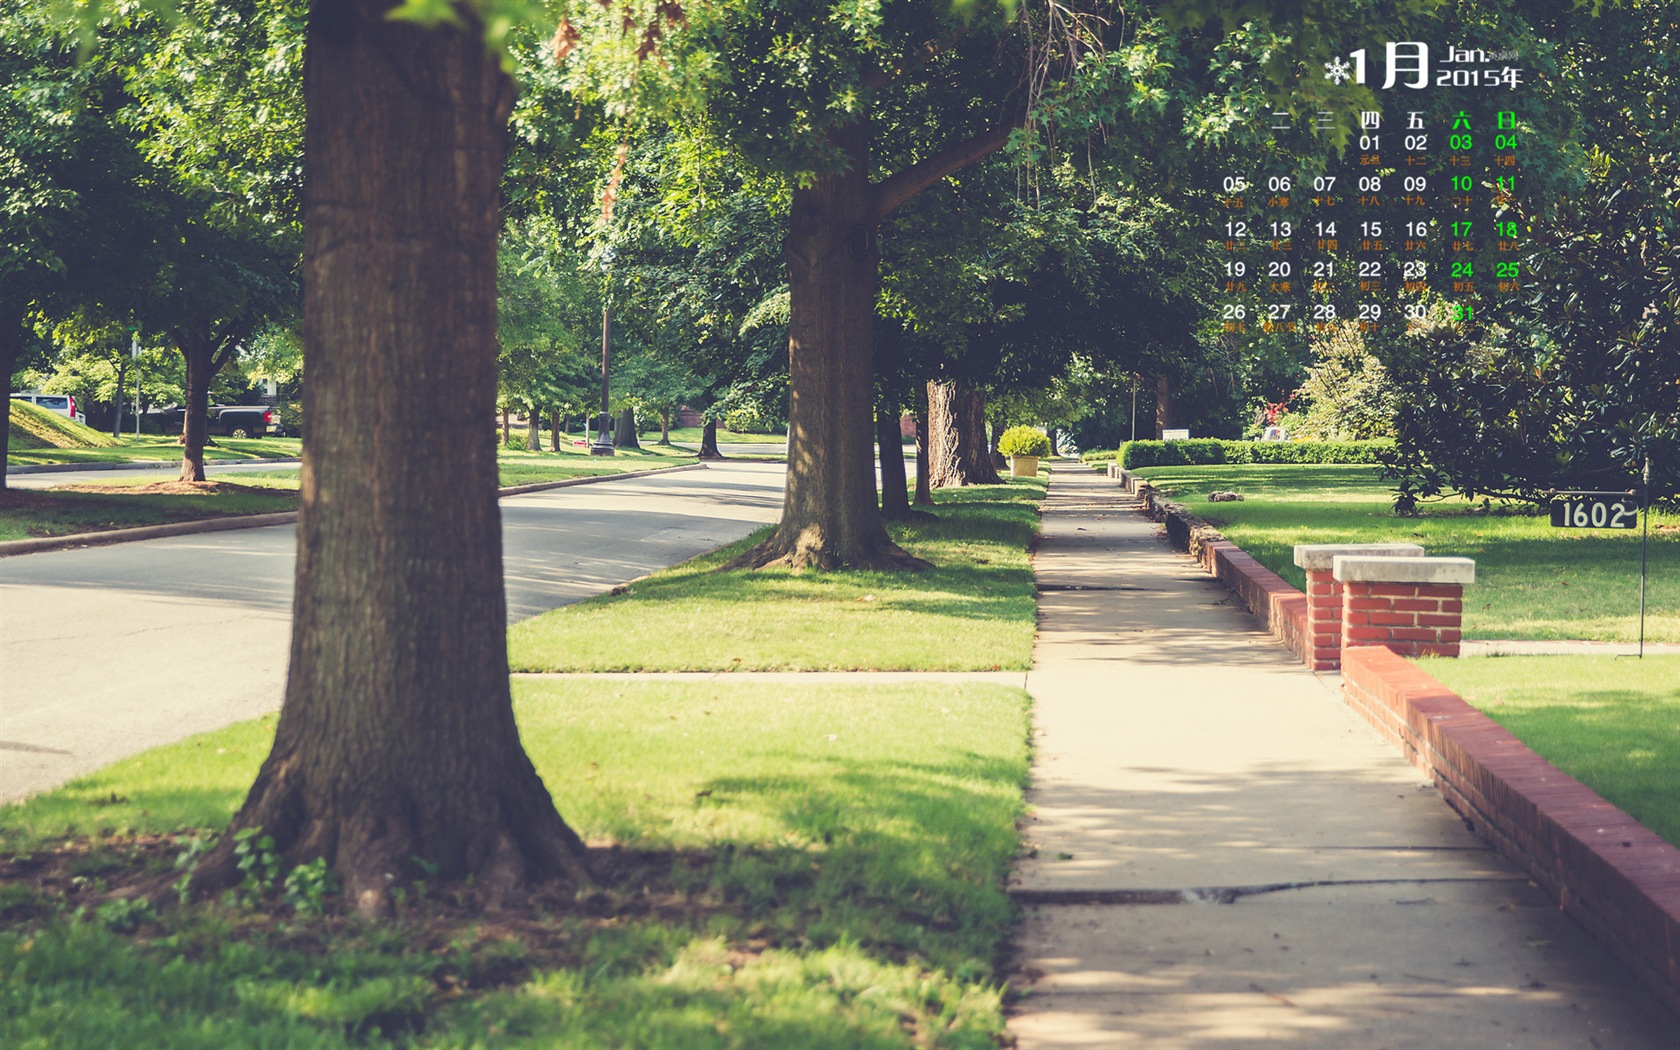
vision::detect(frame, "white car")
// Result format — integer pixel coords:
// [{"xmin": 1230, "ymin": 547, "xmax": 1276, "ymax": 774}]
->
[{"xmin": 11, "ymin": 391, "xmax": 85, "ymax": 425}]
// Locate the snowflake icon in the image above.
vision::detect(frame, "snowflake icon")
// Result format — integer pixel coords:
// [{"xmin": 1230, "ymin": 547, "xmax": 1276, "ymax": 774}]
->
[{"xmin": 1324, "ymin": 56, "xmax": 1353, "ymax": 85}]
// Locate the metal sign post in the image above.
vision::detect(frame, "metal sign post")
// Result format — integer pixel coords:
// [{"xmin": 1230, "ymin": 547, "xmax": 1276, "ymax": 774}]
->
[{"xmin": 1547, "ymin": 462, "xmax": 1652, "ymax": 657}]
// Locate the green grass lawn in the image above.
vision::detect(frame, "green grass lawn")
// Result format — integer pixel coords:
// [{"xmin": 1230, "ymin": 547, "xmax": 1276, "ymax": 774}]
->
[
  {"xmin": 8, "ymin": 434, "xmax": 304, "ymax": 467},
  {"xmin": 1420, "ymin": 655, "xmax": 1680, "ymax": 847},
  {"xmin": 0, "ymin": 678, "xmax": 1028, "ymax": 1048},
  {"xmin": 660, "ymin": 426, "xmax": 785, "ymax": 445},
  {"xmin": 0, "ymin": 479, "xmax": 299, "ymax": 542},
  {"xmin": 510, "ymin": 478, "xmax": 1045, "ymax": 672},
  {"xmin": 1134, "ymin": 463, "xmax": 1680, "ymax": 643},
  {"xmin": 0, "ymin": 452, "xmax": 697, "ymax": 542}
]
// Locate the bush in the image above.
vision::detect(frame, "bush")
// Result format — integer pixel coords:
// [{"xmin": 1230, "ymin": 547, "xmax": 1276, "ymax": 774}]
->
[
  {"xmin": 1081, "ymin": 449, "xmax": 1120, "ymax": 464},
  {"xmin": 997, "ymin": 426, "xmax": 1051, "ymax": 458},
  {"xmin": 1118, "ymin": 439, "xmax": 1393, "ymax": 469},
  {"xmin": 1118, "ymin": 439, "xmax": 1226, "ymax": 468},
  {"xmin": 1223, "ymin": 439, "xmax": 1392, "ymax": 464},
  {"xmin": 721, "ymin": 406, "xmax": 771, "ymax": 435}
]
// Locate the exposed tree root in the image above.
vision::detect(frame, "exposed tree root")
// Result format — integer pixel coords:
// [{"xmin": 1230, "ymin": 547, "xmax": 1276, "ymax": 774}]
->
[
  {"xmin": 189, "ymin": 759, "xmax": 593, "ymax": 918},
  {"xmin": 724, "ymin": 527, "xmax": 931, "ymax": 572}
]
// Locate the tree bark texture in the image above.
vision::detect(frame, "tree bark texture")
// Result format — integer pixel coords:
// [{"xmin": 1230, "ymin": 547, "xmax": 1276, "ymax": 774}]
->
[
  {"xmin": 913, "ymin": 402, "xmax": 933, "ymax": 506},
  {"xmin": 698, "ymin": 417, "xmax": 722, "ymax": 459},
  {"xmin": 1155, "ymin": 374, "xmax": 1172, "ymax": 439},
  {"xmin": 172, "ymin": 327, "xmax": 236, "ymax": 483},
  {"xmin": 927, "ymin": 379, "xmax": 1001, "ymax": 488},
  {"xmin": 525, "ymin": 404, "xmax": 540, "ymax": 452},
  {"xmin": 613, "ymin": 405, "xmax": 640, "ymax": 449},
  {"xmin": 657, "ymin": 408, "xmax": 671, "ymax": 445},
  {"xmin": 876, "ymin": 400, "xmax": 910, "ymax": 520},
  {"xmin": 549, "ymin": 409, "xmax": 561, "ymax": 451},
  {"xmin": 736, "ymin": 121, "xmax": 922, "ymax": 569},
  {"xmin": 198, "ymin": 0, "xmax": 588, "ymax": 914}
]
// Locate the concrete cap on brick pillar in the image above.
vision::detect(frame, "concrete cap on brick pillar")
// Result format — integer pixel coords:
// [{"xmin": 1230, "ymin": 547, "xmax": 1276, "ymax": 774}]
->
[
  {"xmin": 1332, "ymin": 555, "xmax": 1476, "ymax": 585},
  {"xmin": 1293, "ymin": 542, "xmax": 1424, "ymax": 571}
]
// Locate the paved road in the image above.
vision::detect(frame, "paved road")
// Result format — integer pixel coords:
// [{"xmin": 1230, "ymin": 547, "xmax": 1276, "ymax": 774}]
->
[{"xmin": 0, "ymin": 461, "xmax": 785, "ymax": 802}]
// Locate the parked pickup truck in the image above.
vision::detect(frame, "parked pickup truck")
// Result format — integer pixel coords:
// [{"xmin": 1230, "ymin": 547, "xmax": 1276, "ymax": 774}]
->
[{"xmin": 146, "ymin": 404, "xmax": 276, "ymax": 438}]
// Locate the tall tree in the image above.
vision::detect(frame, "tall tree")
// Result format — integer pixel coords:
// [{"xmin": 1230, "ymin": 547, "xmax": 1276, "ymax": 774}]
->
[{"xmin": 193, "ymin": 0, "xmax": 589, "ymax": 911}]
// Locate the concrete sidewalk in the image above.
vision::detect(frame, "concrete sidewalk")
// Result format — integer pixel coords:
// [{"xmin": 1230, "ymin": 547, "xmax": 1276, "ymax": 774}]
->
[{"xmin": 1008, "ymin": 466, "xmax": 1680, "ymax": 1048}]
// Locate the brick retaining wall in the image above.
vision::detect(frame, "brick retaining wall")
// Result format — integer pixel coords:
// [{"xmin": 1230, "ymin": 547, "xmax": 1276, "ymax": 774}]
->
[
  {"xmin": 1340, "ymin": 646, "xmax": 1680, "ymax": 1019},
  {"xmin": 1107, "ymin": 464, "xmax": 1680, "ymax": 1017}
]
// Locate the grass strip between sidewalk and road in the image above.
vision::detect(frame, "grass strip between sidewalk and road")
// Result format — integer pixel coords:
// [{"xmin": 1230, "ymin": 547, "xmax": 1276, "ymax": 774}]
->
[
  {"xmin": 508, "ymin": 477, "xmax": 1046, "ymax": 673},
  {"xmin": 1420, "ymin": 655, "xmax": 1680, "ymax": 849},
  {"xmin": 0, "ymin": 449, "xmax": 699, "ymax": 543},
  {"xmin": 1134, "ymin": 463, "xmax": 1680, "ymax": 643},
  {"xmin": 0, "ymin": 678, "xmax": 1029, "ymax": 1049}
]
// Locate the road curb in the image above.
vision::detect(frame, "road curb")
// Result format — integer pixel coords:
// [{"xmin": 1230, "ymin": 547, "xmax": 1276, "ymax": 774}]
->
[
  {"xmin": 0, "ymin": 461, "xmax": 706, "ymax": 558},
  {"xmin": 6, "ymin": 456, "xmax": 302, "ymax": 475}
]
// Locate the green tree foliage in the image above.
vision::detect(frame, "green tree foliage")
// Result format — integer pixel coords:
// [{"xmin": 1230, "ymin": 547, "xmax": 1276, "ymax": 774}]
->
[{"xmin": 1379, "ymin": 0, "xmax": 1678, "ymax": 506}]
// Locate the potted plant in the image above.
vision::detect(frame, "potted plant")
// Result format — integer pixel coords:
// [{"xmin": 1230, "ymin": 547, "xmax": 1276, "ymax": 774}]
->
[{"xmin": 997, "ymin": 425, "xmax": 1052, "ymax": 477}]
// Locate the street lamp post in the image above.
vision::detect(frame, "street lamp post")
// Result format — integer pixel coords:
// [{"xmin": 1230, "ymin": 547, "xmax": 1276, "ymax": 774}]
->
[{"xmin": 590, "ymin": 247, "xmax": 616, "ymax": 457}]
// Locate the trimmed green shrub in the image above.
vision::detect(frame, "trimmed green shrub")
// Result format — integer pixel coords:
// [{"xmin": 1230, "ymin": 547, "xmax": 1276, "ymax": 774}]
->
[
  {"xmin": 1119, "ymin": 438, "xmax": 1393, "ymax": 469},
  {"xmin": 1081, "ymin": 449, "xmax": 1120, "ymax": 464},
  {"xmin": 1221, "ymin": 439, "xmax": 1393, "ymax": 464},
  {"xmin": 1119, "ymin": 439, "xmax": 1226, "ymax": 468},
  {"xmin": 997, "ymin": 426, "xmax": 1051, "ymax": 458}
]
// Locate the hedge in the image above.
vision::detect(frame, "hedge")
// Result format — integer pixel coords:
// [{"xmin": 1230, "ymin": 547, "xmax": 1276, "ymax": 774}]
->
[{"xmin": 1111, "ymin": 439, "xmax": 1394, "ymax": 469}]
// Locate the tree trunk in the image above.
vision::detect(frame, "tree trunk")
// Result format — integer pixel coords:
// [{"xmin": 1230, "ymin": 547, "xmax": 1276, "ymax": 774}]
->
[
  {"xmin": 112, "ymin": 358, "xmax": 129, "ymax": 438},
  {"xmin": 613, "ymin": 405, "xmax": 640, "ymax": 449},
  {"xmin": 877, "ymin": 400, "xmax": 911, "ymax": 521},
  {"xmin": 549, "ymin": 408, "xmax": 561, "ymax": 451},
  {"xmin": 927, "ymin": 379, "xmax": 1001, "ymax": 487},
  {"xmin": 1155, "ymin": 374, "xmax": 1172, "ymax": 439},
  {"xmin": 194, "ymin": 0, "xmax": 589, "ymax": 915},
  {"xmin": 698, "ymin": 417, "xmax": 723, "ymax": 459},
  {"xmin": 989, "ymin": 412, "xmax": 1007, "ymax": 469},
  {"xmin": 501, "ymin": 405, "xmax": 511, "ymax": 446},
  {"xmin": 734, "ymin": 122, "xmax": 921, "ymax": 569},
  {"xmin": 658, "ymin": 408, "xmax": 671, "ymax": 445},
  {"xmin": 0, "ymin": 303, "xmax": 20, "ymax": 493},
  {"xmin": 177, "ymin": 331, "xmax": 213, "ymax": 482},
  {"xmin": 913, "ymin": 398, "xmax": 933, "ymax": 506},
  {"xmin": 525, "ymin": 403, "xmax": 540, "ymax": 452}
]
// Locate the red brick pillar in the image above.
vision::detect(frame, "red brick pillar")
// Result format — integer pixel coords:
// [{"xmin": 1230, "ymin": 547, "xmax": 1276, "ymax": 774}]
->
[
  {"xmin": 1293, "ymin": 544, "xmax": 1423, "ymax": 671},
  {"xmin": 1333, "ymin": 556, "xmax": 1475, "ymax": 659}
]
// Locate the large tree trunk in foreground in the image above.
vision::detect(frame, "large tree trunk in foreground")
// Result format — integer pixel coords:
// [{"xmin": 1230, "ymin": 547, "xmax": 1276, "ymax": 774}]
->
[
  {"xmin": 613, "ymin": 405, "xmax": 640, "ymax": 449},
  {"xmin": 913, "ymin": 401, "xmax": 933, "ymax": 506},
  {"xmin": 877, "ymin": 400, "xmax": 911, "ymax": 521},
  {"xmin": 196, "ymin": 0, "xmax": 588, "ymax": 915},
  {"xmin": 927, "ymin": 379, "xmax": 1001, "ymax": 487},
  {"xmin": 698, "ymin": 417, "xmax": 722, "ymax": 459}
]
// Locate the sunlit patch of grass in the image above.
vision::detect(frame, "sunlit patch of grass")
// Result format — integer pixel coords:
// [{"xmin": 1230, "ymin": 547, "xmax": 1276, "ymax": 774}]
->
[
  {"xmin": 0, "ymin": 679, "xmax": 1028, "ymax": 1048},
  {"xmin": 508, "ymin": 478, "xmax": 1045, "ymax": 672},
  {"xmin": 1136, "ymin": 464, "xmax": 1680, "ymax": 642},
  {"xmin": 1421, "ymin": 655, "xmax": 1680, "ymax": 845}
]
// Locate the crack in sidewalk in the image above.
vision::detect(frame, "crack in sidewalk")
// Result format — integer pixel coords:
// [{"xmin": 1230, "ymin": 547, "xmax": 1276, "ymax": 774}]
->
[{"xmin": 1010, "ymin": 876, "xmax": 1526, "ymax": 906}]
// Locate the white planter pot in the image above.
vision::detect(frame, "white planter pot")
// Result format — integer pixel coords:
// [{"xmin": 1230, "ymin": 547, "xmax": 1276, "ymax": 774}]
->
[{"xmin": 1010, "ymin": 455, "xmax": 1040, "ymax": 477}]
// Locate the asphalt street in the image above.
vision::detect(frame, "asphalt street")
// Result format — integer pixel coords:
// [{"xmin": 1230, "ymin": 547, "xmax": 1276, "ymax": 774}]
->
[{"xmin": 0, "ymin": 460, "xmax": 785, "ymax": 802}]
